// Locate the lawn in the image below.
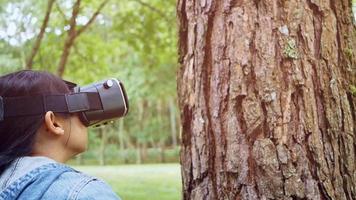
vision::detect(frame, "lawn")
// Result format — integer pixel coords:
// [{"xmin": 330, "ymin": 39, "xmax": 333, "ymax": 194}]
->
[{"xmin": 73, "ymin": 164, "xmax": 182, "ymax": 200}]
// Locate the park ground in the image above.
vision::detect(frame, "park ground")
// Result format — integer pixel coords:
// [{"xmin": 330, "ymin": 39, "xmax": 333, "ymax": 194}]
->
[{"xmin": 73, "ymin": 164, "xmax": 182, "ymax": 200}]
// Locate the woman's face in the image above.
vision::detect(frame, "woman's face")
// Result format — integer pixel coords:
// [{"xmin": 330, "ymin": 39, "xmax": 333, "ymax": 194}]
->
[{"xmin": 64, "ymin": 114, "xmax": 88, "ymax": 155}]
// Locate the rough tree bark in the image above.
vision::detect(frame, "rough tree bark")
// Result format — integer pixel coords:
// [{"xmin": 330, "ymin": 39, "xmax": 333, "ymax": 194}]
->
[
  {"xmin": 177, "ymin": 0, "xmax": 355, "ymax": 199},
  {"xmin": 25, "ymin": 0, "xmax": 55, "ymax": 69}
]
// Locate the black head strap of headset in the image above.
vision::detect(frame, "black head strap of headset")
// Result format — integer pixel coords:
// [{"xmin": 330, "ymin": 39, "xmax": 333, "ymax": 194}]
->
[{"xmin": 0, "ymin": 92, "xmax": 103, "ymax": 121}]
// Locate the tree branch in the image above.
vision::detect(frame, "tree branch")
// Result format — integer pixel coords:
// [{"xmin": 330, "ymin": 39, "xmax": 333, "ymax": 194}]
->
[
  {"xmin": 69, "ymin": 0, "xmax": 81, "ymax": 36},
  {"xmin": 57, "ymin": 0, "xmax": 109, "ymax": 77},
  {"xmin": 76, "ymin": 0, "xmax": 109, "ymax": 36},
  {"xmin": 132, "ymin": 0, "xmax": 170, "ymax": 22},
  {"xmin": 73, "ymin": 43, "xmax": 98, "ymax": 65},
  {"xmin": 25, "ymin": 0, "xmax": 55, "ymax": 69},
  {"xmin": 56, "ymin": 0, "xmax": 81, "ymax": 77},
  {"xmin": 55, "ymin": 0, "xmax": 69, "ymax": 23}
]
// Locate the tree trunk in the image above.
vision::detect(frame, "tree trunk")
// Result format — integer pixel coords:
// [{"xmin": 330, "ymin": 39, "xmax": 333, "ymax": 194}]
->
[
  {"xmin": 118, "ymin": 119, "xmax": 129, "ymax": 164},
  {"xmin": 142, "ymin": 140, "xmax": 148, "ymax": 163},
  {"xmin": 135, "ymin": 100, "xmax": 145, "ymax": 164},
  {"xmin": 136, "ymin": 141, "xmax": 142, "ymax": 164},
  {"xmin": 158, "ymin": 140, "xmax": 166, "ymax": 163},
  {"xmin": 157, "ymin": 99, "xmax": 167, "ymax": 162},
  {"xmin": 56, "ymin": 0, "xmax": 108, "ymax": 77},
  {"xmin": 99, "ymin": 127, "xmax": 106, "ymax": 166},
  {"xmin": 56, "ymin": 0, "xmax": 80, "ymax": 77},
  {"xmin": 20, "ymin": 50, "xmax": 26, "ymax": 69},
  {"xmin": 57, "ymin": 34, "xmax": 76, "ymax": 77},
  {"xmin": 26, "ymin": 0, "xmax": 55, "ymax": 69},
  {"xmin": 177, "ymin": 0, "xmax": 355, "ymax": 200}
]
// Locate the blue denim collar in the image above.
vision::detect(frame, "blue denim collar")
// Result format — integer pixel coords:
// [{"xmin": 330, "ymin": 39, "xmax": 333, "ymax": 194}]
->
[
  {"xmin": 0, "ymin": 157, "xmax": 121, "ymax": 200},
  {"xmin": 0, "ymin": 162, "xmax": 74, "ymax": 200},
  {"xmin": 0, "ymin": 156, "xmax": 56, "ymax": 191}
]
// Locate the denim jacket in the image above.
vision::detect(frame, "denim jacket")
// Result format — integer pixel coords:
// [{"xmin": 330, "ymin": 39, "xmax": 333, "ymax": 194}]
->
[{"xmin": 0, "ymin": 156, "xmax": 121, "ymax": 200}]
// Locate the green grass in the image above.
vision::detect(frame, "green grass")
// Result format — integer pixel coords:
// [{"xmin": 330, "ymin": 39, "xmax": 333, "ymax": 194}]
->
[{"xmin": 73, "ymin": 164, "xmax": 182, "ymax": 200}]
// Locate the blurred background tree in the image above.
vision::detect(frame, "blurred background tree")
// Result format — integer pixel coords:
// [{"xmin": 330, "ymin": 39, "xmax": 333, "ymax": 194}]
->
[{"xmin": 0, "ymin": 0, "xmax": 179, "ymax": 165}]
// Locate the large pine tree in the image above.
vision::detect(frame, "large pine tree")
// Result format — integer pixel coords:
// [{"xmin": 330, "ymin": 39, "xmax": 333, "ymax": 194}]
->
[{"xmin": 177, "ymin": 0, "xmax": 355, "ymax": 199}]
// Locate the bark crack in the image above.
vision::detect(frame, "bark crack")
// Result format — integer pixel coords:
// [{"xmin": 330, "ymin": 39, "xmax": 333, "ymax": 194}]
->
[
  {"xmin": 329, "ymin": 0, "xmax": 342, "ymax": 69},
  {"xmin": 177, "ymin": 0, "xmax": 188, "ymax": 64},
  {"xmin": 306, "ymin": 0, "xmax": 323, "ymax": 59},
  {"xmin": 202, "ymin": 2, "xmax": 218, "ymax": 198}
]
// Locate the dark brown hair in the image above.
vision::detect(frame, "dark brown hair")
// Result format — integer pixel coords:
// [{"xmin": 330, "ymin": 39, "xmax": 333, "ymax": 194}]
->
[{"xmin": 0, "ymin": 70, "xmax": 70, "ymax": 174}]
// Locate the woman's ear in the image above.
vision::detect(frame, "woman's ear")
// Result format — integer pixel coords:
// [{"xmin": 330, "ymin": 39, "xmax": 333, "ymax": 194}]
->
[{"xmin": 44, "ymin": 111, "xmax": 65, "ymax": 135}]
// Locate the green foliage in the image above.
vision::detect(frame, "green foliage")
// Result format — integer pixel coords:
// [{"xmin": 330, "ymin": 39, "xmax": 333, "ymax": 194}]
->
[
  {"xmin": 350, "ymin": 85, "xmax": 356, "ymax": 96},
  {"xmin": 344, "ymin": 47, "xmax": 353, "ymax": 60},
  {"xmin": 73, "ymin": 147, "xmax": 180, "ymax": 165},
  {"xmin": 284, "ymin": 38, "xmax": 299, "ymax": 59}
]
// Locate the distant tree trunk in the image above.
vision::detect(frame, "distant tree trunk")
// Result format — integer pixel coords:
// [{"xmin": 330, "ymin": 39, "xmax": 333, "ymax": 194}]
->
[
  {"xmin": 26, "ymin": 0, "xmax": 55, "ymax": 69},
  {"xmin": 156, "ymin": 100, "xmax": 167, "ymax": 163},
  {"xmin": 136, "ymin": 141, "xmax": 142, "ymax": 164},
  {"xmin": 118, "ymin": 119, "xmax": 129, "ymax": 164},
  {"xmin": 177, "ymin": 0, "xmax": 355, "ymax": 200},
  {"xmin": 135, "ymin": 100, "xmax": 145, "ymax": 164},
  {"xmin": 142, "ymin": 141, "xmax": 148, "ymax": 163},
  {"xmin": 169, "ymin": 98, "xmax": 178, "ymax": 148},
  {"xmin": 20, "ymin": 50, "xmax": 26, "ymax": 69},
  {"xmin": 57, "ymin": 33, "xmax": 76, "ymax": 77},
  {"xmin": 158, "ymin": 140, "xmax": 166, "ymax": 163},
  {"xmin": 99, "ymin": 127, "xmax": 107, "ymax": 166},
  {"xmin": 56, "ymin": 0, "xmax": 80, "ymax": 77}
]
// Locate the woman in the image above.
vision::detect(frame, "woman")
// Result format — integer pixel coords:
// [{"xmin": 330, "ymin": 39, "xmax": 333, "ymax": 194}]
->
[{"xmin": 0, "ymin": 70, "xmax": 121, "ymax": 200}]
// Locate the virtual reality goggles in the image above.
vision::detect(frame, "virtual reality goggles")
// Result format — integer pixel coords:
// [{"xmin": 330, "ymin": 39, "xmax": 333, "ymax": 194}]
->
[{"xmin": 0, "ymin": 78, "xmax": 129, "ymax": 127}]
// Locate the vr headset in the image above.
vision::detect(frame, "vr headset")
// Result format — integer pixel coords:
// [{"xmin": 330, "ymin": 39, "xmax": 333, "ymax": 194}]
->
[{"xmin": 0, "ymin": 78, "xmax": 129, "ymax": 127}]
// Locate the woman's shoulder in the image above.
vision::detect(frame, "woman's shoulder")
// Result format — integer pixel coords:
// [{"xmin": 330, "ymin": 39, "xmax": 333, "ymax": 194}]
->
[
  {"xmin": 44, "ymin": 165, "xmax": 121, "ymax": 200},
  {"xmin": 0, "ymin": 158, "xmax": 121, "ymax": 200}
]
